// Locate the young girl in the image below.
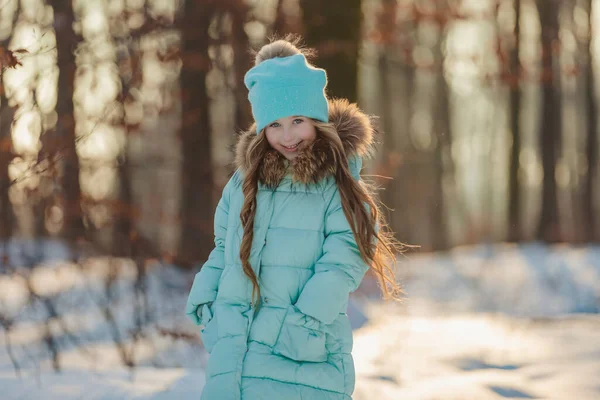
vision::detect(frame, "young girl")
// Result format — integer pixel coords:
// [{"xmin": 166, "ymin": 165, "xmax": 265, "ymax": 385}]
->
[{"xmin": 186, "ymin": 38, "xmax": 400, "ymax": 400}]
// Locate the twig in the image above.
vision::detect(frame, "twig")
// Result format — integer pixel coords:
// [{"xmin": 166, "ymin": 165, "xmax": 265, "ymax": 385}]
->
[{"xmin": 0, "ymin": 316, "xmax": 21, "ymax": 377}]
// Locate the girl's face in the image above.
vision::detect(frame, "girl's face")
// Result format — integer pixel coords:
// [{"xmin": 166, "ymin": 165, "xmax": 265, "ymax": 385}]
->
[{"xmin": 264, "ymin": 116, "xmax": 317, "ymax": 160}]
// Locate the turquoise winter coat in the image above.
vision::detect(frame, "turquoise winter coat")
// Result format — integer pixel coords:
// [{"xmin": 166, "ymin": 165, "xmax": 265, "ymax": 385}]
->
[{"xmin": 186, "ymin": 99, "xmax": 376, "ymax": 400}]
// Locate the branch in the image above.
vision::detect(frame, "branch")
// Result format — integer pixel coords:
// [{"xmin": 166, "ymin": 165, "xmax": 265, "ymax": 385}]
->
[{"xmin": 0, "ymin": 314, "xmax": 21, "ymax": 377}]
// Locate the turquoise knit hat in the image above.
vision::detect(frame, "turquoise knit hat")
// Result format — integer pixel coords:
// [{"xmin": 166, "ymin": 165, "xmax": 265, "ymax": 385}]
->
[{"xmin": 244, "ymin": 54, "xmax": 329, "ymax": 133}]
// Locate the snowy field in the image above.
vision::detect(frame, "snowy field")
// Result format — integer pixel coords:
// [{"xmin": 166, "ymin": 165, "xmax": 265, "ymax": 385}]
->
[{"xmin": 0, "ymin": 242, "xmax": 599, "ymax": 399}]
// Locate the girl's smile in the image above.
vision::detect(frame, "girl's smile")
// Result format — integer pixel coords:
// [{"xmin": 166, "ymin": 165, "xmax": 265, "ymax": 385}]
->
[
  {"xmin": 264, "ymin": 116, "xmax": 316, "ymax": 160},
  {"xmin": 281, "ymin": 141, "xmax": 302, "ymax": 152}
]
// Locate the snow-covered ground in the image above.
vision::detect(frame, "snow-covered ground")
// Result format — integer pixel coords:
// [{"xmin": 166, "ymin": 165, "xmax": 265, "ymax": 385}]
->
[
  {"xmin": 353, "ymin": 311, "xmax": 600, "ymax": 399},
  {"xmin": 0, "ymin": 242, "xmax": 599, "ymax": 399}
]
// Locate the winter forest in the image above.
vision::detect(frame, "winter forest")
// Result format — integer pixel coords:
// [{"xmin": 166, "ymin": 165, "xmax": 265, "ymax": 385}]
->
[{"xmin": 0, "ymin": 0, "xmax": 599, "ymax": 399}]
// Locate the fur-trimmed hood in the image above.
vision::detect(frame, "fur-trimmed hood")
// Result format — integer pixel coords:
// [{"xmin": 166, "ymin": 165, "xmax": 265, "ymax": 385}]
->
[{"xmin": 234, "ymin": 99, "xmax": 377, "ymax": 187}]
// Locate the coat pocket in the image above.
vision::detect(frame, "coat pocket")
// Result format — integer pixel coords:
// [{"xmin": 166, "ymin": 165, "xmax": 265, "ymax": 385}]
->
[
  {"xmin": 200, "ymin": 303, "xmax": 218, "ymax": 353},
  {"xmin": 272, "ymin": 306, "xmax": 327, "ymax": 363}
]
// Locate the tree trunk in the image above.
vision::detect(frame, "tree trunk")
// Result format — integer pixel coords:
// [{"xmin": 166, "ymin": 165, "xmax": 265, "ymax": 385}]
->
[
  {"xmin": 0, "ymin": 70, "xmax": 15, "ymax": 241},
  {"xmin": 508, "ymin": 0, "xmax": 522, "ymax": 242},
  {"xmin": 272, "ymin": 0, "xmax": 303, "ymax": 36},
  {"xmin": 230, "ymin": 1, "xmax": 253, "ymax": 131},
  {"xmin": 584, "ymin": 0, "xmax": 598, "ymax": 242},
  {"xmin": 178, "ymin": 0, "xmax": 215, "ymax": 266},
  {"xmin": 536, "ymin": 0, "xmax": 562, "ymax": 242},
  {"xmin": 377, "ymin": 53, "xmax": 406, "ymax": 243},
  {"xmin": 110, "ymin": 5, "xmax": 146, "ymax": 257},
  {"xmin": 300, "ymin": 0, "xmax": 361, "ymax": 102},
  {"xmin": 273, "ymin": 0, "xmax": 291, "ymax": 36},
  {"xmin": 50, "ymin": 0, "xmax": 85, "ymax": 242},
  {"xmin": 1, "ymin": 6, "xmax": 20, "ymax": 241},
  {"xmin": 375, "ymin": 0, "xmax": 415, "ymax": 246},
  {"xmin": 431, "ymin": 69, "xmax": 451, "ymax": 251},
  {"xmin": 112, "ymin": 154, "xmax": 133, "ymax": 256},
  {"xmin": 430, "ymin": 9, "xmax": 452, "ymax": 251}
]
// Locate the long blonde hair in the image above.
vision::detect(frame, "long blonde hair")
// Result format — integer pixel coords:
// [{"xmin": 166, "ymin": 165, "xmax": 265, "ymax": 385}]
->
[{"xmin": 240, "ymin": 37, "xmax": 402, "ymax": 305}]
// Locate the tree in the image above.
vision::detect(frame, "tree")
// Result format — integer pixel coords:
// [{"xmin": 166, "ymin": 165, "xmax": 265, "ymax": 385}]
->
[
  {"xmin": 584, "ymin": 0, "xmax": 598, "ymax": 242},
  {"xmin": 430, "ymin": 65, "xmax": 451, "ymax": 250},
  {"xmin": 230, "ymin": 0, "xmax": 253, "ymax": 131},
  {"xmin": 273, "ymin": 0, "xmax": 302, "ymax": 36},
  {"xmin": 110, "ymin": 11, "xmax": 142, "ymax": 257},
  {"xmin": 0, "ymin": 3, "xmax": 21, "ymax": 242},
  {"xmin": 0, "ymin": 61, "xmax": 15, "ymax": 242},
  {"xmin": 507, "ymin": 0, "xmax": 522, "ymax": 242},
  {"xmin": 430, "ymin": 1, "xmax": 454, "ymax": 251},
  {"xmin": 300, "ymin": 0, "xmax": 362, "ymax": 102},
  {"xmin": 535, "ymin": 0, "xmax": 562, "ymax": 242},
  {"xmin": 372, "ymin": 0, "xmax": 415, "ymax": 245},
  {"xmin": 48, "ymin": 0, "xmax": 85, "ymax": 242},
  {"xmin": 178, "ymin": 0, "xmax": 216, "ymax": 265}
]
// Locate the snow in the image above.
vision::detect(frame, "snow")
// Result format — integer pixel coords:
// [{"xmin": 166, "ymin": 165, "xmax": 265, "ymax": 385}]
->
[
  {"xmin": 0, "ymin": 367, "xmax": 207, "ymax": 399},
  {"xmin": 353, "ymin": 312, "xmax": 600, "ymax": 399},
  {"xmin": 0, "ymin": 242, "xmax": 599, "ymax": 399},
  {"xmin": 372, "ymin": 243, "xmax": 600, "ymax": 316}
]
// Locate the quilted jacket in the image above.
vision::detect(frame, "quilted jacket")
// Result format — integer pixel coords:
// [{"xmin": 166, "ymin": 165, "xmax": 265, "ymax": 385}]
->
[{"xmin": 186, "ymin": 99, "xmax": 376, "ymax": 400}]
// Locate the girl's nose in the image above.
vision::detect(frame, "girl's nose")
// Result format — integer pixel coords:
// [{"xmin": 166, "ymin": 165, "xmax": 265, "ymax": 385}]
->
[{"xmin": 282, "ymin": 126, "xmax": 293, "ymax": 142}]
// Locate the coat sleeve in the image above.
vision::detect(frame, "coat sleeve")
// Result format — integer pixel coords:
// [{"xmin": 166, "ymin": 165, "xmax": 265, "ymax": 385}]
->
[
  {"xmin": 294, "ymin": 183, "xmax": 370, "ymax": 325},
  {"xmin": 185, "ymin": 172, "xmax": 237, "ymax": 325}
]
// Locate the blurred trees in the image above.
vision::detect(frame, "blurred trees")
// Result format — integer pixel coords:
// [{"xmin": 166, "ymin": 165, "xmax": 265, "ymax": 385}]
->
[
  {"xmin": 0, "ymin": 0, "xmax": 597, "ymax": 261},
  {"xmin": 370, "ymin": 0, "xmax": 457, "ymax": 250},
  {"xmin": 0, "ymin": 0, "xmax": 598, "ymax": 376},
  {"xmin": 109, "ymin": 2, "xmax": 145, "ymax": 258},
  {"xmin": 374, "ymin": 0, "xmax": 414, "ymax": 246},
  {"xmin": 368, "ymin": 0, "xmax": 598, "ymax": 248}
]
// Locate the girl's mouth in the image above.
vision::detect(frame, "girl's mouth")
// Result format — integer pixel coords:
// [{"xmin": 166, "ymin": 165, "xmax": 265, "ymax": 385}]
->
[{"xmin": 281, "ymin": 141, "xmax": 302, "ymax": 151}]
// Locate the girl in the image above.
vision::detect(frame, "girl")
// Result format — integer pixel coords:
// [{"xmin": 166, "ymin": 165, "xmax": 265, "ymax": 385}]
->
[{"xmin": 186, "ymin": 38, "xmax": 400, "ymax": 400}]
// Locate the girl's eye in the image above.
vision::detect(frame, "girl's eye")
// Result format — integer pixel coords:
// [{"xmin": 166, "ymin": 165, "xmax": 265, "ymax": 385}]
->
[
  {"xmin": 269, "ymin": 122, "xmax": 281, "ymax": 128},
  {"xmin": 293, "ymin": 118, "xmax": 304, "ymax": 124}
]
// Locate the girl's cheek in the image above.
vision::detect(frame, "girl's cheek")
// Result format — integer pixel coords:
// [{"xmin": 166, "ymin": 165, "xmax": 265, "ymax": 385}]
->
[{"xmin": 304, "ymin": 132, "xmax": 316, "ymax": 142}]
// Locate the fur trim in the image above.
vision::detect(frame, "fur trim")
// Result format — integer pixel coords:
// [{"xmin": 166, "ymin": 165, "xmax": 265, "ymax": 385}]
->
[{"xmin": 234, "ymin": 99, "xmax": 377, "ymax": 186}]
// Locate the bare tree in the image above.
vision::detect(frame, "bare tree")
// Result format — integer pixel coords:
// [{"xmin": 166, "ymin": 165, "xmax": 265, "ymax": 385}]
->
[
  {"xmin": 178, "ymin": 0, "xmax": 216, "ymax": 265},
  {"xmin": 584, "ymin": 0, "xmax": 598, "ymax": 242},
  {"xmin": 111, "ymin": 20, "xmax": 140, "ymax": 258},
  {"xmin": 430, "ymin": 1, "xmax": 454, "ymax": 251},
  {"xmin": 371, "ymin": 0, "xmax": 414, "ymax": 246},
  {"xmin": 272, "ymin": 0, "xmax": 303, "ymax": 37},
  {"xmin": 273, "ymin": 0, "xmax": 291, "ymax": 36},
  {"xmin": 430, "ymin": 72, "xmax": 451, "ymax": 250},
  {"xmin": 0, "ymin": 60, "xmax": 16, "ymax": 242},
  {"xmin": 230, "ymin": 0, "xmax": 253, "ymax": 131},
  {"xmin": 536, "ymin": 0, "xmax": 562, "ymax": 242},
  {"xmin": 300, "ymin": 0, "xmax": 362, "ymax": 102},
  {"xmin": 48, "ymin": 0, "xmax": 85, "ymax": 242},
  {"xmin": 508, "ymin": 0, "xmax": 522, "ymax": 242},
  {"xmin": 0, "ymin": 3, "xmax": 21, "ymax": 242},
  {"xmin": 0, "ymin": 112, "xmax": 14, "ymax": 242}
]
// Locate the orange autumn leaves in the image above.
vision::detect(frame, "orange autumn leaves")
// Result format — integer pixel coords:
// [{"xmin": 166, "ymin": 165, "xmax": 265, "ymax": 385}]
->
[
  {"xmin": 0, "ymin": 47, "xmax": 27, "ymax": 70},
  {"xmin": 0, "ymin": 47, "xmax": 27, "ymax": 96}
]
